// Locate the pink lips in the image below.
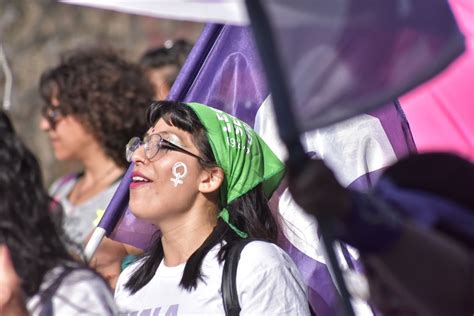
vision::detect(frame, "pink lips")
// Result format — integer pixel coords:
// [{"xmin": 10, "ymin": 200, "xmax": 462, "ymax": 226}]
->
[
  {"xmin": 49, "ymin": 137, "xmax": 60, "ymax": 145},
  {"xmin": 130, "ymin": 171, "xmax": 152, "ymax": 189}
]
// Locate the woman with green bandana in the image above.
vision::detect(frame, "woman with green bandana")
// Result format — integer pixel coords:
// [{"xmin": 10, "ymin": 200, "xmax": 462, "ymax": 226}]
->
[{"xmin": 114, "ymin": 101, "xmax": 310, "ymax": 315}]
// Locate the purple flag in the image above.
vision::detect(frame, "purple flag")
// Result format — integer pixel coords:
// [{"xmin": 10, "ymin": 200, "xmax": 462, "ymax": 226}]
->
[
  {"xmin": 257, "ymin": 0, "xmax": 465, "ymax": 131},
  {"xmin": 96, "ymin": 164, "xmax": 158, "ymax": 250},
  {"xmin": 87, "ymin": 1, "xmax": 464, "ymax": 314},
  {"xmin": 103, "ymin": 23, "xmax": 416, "ymax": 315}
]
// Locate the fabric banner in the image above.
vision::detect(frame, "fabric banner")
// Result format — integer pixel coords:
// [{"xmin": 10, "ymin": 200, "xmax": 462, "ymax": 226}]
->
[
  {"xmin": 110, "ymin": 24, "xmax": 415, "ymax": 315},
  {"xmin": 259, "ymin": 0, "xmax": 464, "ymax": 131},
  {"xmin": 399, "ymin": 0, "xmax": 474, "ymax": 161},
  {"xmin": 68, "ymin": 1, "xmax": 469, "ymax": 313},
  {"xmin": 61, "ymin": 0, "xmax": 249, "ymax": 25}
]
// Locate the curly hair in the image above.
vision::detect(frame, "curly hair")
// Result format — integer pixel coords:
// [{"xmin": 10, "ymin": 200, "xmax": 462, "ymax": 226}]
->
[
  {"xmin": 39, "ymin": 47, "xmax": 154, "ymax": 167},
  {"xmin": 0, "ymin": 111, "xmax": 76, "ymax": 297}
]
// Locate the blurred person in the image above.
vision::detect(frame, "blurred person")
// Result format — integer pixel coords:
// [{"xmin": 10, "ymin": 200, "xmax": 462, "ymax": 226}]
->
[
  {"xmin": 114, "ymin": 101, "xmax": 310, "ymax": 315},
  {"xmin": 140, "ymin": 39, "xmax": 193, "ymax": 100},
  {"xmin": 287, "ymin": 153, "xmax": 474, "ymax": 316},
  {"xmin": 0, "ymin": 111, "xmax": 117, "ymax": 315},
  {"xmin": 39, "ymin": 47, "xmax": 154, "ymax": 288}
]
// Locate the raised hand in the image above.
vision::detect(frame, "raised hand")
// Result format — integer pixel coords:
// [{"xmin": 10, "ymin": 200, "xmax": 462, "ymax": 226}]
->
[{"xmin": 287, "ymin": 158, "xmax": 352, "ymax": 220}]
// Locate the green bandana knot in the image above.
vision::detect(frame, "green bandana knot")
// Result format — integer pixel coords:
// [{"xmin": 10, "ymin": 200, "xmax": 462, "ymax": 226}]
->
[
  {"xmin": 218, "ymin": 209, "xmax": 248, "ymax": 238},
  {"xmin": 186, "ymin": 102, "xmax": 285, "ymax": 239}
]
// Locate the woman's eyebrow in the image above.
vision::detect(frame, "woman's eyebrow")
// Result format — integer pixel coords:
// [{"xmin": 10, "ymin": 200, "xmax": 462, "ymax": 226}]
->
[{"xmin": 145, "ymin": 128, "xmax": 173, "ymax": 138}]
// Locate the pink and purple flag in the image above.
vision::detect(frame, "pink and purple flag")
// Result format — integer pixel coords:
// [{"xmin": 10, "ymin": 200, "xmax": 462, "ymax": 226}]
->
[
  {"xmin": 102, "ymin": 23, "xmax": 421, "ymax": 315},
  {"xmin": 92, "ymin": 1, "xmax": 467, "ymax": 315},
  {"xmin": 399, "ymin": 0, "xmax": 474, "ymax": 161}
]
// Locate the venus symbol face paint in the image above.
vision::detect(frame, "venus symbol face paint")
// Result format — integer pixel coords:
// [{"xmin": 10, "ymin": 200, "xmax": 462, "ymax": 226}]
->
[{"xmin": 170, "ymin": 162, "xmax": 188, "ymax": 187}]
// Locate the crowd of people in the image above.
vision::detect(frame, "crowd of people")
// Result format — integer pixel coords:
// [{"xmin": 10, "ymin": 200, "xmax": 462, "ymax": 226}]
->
[{"xmin": 0, "ymin": 40, "xmax": 472, "ymax": 316}]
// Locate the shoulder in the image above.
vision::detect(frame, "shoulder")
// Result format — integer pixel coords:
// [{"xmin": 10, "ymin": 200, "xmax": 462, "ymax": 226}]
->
[
  {"xmin": 236, "ymin": 241, "xmax": 303, "ymax": 282},
  {"xmin": 118, "ymin": 256, "xmax": 144, "ymax": 278},
  {"xmin": 239, "ymin": 240, "xmax": 294, "ymax": 270},
  {"xmin": 115, "ymin": 257, "xmax": 146, "ymax": 297},
  {"xmin": 51, "ymin": 267, "xmax": 117, "ymax": 314},
  {"xmin": 60, "ymin": 266, "xmax": 108, "ymax": 286},
  {"xmin": 29, "ymin": 266, "xmax": 117, "ymax": 315},
  {"xmin": 235, "ymin": 241, "xmax": 311, "ymax": 315},
  {"xmin": 49, "ymin": 173, "xmax": 79, "ymax": 196},
  {"xmin": 46, "ymin": 266, "xmax": 110, "ymax": 297}
]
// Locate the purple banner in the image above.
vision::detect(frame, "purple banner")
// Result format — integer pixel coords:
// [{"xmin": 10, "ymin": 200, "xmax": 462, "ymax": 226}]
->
[
  {"xmin": 260, "ymin": 0, "xmax": 464, "ymax": 131},
  {"xmin": 102, "ymin": 21, "xmax": 421, "ymax": 315}
]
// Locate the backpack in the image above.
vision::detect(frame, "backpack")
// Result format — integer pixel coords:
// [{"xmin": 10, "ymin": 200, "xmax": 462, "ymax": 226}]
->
[
  {"xmin": 221, "ymin": 239, "xmax": 316, "ymax": 316},
  {"xmin": 38, "ymin": 267, "xmax": 74, "ymax": 316}
]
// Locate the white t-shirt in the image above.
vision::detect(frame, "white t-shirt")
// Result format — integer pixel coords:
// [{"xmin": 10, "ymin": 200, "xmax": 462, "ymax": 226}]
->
[
  {"xmin": 27, "ymin": 266, "xmax": 118, "ymax": 315},
  {"xmin": 115, "ymin": 241, "xmax": 310, "ymax": 315}
]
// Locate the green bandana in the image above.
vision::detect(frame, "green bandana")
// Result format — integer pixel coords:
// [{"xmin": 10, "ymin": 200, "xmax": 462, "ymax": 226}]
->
[{"xmin": 186, "ymin": 102, "xmax": 285, "ymax": 238}]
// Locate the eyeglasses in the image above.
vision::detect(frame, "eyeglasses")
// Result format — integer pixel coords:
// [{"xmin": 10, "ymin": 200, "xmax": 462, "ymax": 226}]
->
[
  {"xmin": 41, "ymin": 104, "xmax": 63, "ymax": 130},
  {"xmin": 126, "ymin": 133, "xmax": 204, "ymax": 163}
]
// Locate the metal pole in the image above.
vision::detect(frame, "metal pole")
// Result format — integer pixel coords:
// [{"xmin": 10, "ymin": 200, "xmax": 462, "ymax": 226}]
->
[{"xmin": 244, "ymin": 1, "xmax": 355, "ymax": 315}]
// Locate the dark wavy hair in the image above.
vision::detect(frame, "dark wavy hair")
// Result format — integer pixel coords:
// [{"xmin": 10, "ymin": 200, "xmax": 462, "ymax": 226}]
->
[
  {"xmin": 140, "ymin": 39, "xmax": 193, "ymax": 88},
  {"xmin": 39, "ymin": 47, "xmax": 154, "ymax": 167},
  {"xmin": 125, "ymin": 101, "xmax": 279, "ymax": 293},
  {"xmin": 0, "ymin": 111, "xmax": 76, "ymax": 297}
]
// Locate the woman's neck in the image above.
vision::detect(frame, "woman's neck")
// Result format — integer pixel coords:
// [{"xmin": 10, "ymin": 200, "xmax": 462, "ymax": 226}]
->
[
  {"xmin": 160, "ymin": 205, "xmax": 218, "ymax": 267},
  {"xmin": 81, "ymin": 150, "xmax": 122, "ymax": 182},
  {"xmin": 69, "ymin": 147, "xmax": 124, "ymax": 204}
]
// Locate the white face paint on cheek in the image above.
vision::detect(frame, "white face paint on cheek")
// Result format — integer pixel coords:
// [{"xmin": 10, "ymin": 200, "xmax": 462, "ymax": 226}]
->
[{"xmin": 170, "ymin": 162, "xmax": 188, "ymax": 187}]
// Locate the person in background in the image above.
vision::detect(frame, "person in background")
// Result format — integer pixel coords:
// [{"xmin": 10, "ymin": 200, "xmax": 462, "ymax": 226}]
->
[
  {"xmin": 140, "ymin": 39, "xmax": 193, "ymax": 100},
  {"xmin": 39, "ymin": 47, "xmax": 154, "ymax": 289},
  {"xmin": 114, "ymin": 101, "xmax": 310, "ymax": 315},
  {"xmin": 287, "ymin": 152, "xmax": 474, "ymax": 316},
  {"xmin": 0, "ymin": 111, "xmax": 117, "ymax": 315}
]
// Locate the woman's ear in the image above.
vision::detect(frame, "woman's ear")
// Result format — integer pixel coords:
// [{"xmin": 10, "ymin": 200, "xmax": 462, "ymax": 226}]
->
[{"xmin": 199, "ymin": 166, "xmax": 224, "ymax": 194}]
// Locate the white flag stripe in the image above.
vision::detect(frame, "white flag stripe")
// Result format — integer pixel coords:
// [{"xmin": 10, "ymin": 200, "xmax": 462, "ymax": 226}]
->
[
  {"xmin": 254, "ymin": 95, "xmax": 397, "ymax": 316},
  {"xmin": 60, "ymin": 0, "xmax": 249, "ymax": 25},
  {"xmin": 254, "ymin": 95, "xmax": 398, "ymax": 259},
  {"xmin": 255, "ymin": 95, "xmax": 398, "ymax": 187}
]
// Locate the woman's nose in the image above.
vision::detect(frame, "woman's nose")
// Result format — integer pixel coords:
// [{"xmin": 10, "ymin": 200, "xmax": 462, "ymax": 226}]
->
[
  {"xmin": 39, "ymin": 115, "xmax": 51, "ymax": 131},
  {"xmin": 132, "ymin": 144, "xmax": 147, "ymax": 165}
]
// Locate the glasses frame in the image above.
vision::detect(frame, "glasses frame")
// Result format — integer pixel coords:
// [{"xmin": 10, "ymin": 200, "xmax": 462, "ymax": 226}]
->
[
  {"xmin": 126, "ymin": 133, "xmax": 205, "ymax": 163},
  {"xmin": 41, "ymin": 104, "xmax": 63, "ymax": 130}
]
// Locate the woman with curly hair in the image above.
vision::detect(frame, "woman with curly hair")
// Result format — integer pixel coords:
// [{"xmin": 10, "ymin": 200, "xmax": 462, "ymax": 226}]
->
[
  {"xmin": 39, "ymin": 47, "xmax": 154, "ymax": 288},
  {"xmin": 0, "ymin": 111, "xmax": 117, "ymax": 315}
]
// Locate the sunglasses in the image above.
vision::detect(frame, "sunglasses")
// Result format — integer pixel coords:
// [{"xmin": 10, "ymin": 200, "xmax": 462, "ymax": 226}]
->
[
  {"xmin": 126, "ymin": 133, "xmax": 204, "ymax": 163},
  {"xmin": 41, "ymin": 104, "xmax": 64, "ymax": 130}
]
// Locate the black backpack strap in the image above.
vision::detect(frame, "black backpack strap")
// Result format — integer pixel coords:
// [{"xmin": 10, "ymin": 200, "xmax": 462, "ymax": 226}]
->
[
  {"xmin": 221, "ymin": 239, "xmax": 254, "ymax": 316},
  {"xmin": 222, "ymin": 239, "xmax": 318, "ymax": 316}
]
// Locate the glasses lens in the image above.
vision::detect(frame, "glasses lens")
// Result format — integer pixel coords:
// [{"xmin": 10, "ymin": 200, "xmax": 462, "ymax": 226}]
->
[
  {"xmin": 126, "ymin": 137, "xmax": 141, "ymax": 162},
  {"xmin": 144, "ymin": 134, "xmax": 162, "ymax": 161},
  {"xmin": 41, "ymin": 105, "xmax": 61, "ymax": 130}
]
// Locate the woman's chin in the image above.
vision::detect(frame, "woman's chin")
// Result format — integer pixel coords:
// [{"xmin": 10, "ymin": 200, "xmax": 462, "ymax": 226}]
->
[
  {"xmin": 129, "ymin": 203, "xmax": 155, "ymax": 222},
  {"xmin": 53, "ymin": 149, "xmax": 74, "ymax": 161}
]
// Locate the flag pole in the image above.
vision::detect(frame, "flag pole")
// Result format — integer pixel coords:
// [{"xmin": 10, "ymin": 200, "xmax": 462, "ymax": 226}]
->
[
  {"xmin": 0, "ymin": 43, "xmax": 13, "ymax": 111},
  {"xmin": 244, "ymin": 1, "xmax": 355, "ymax": 315},
  {"xmin": 84, "ymin": 164, "xmax": 134, "ymax": 261}
]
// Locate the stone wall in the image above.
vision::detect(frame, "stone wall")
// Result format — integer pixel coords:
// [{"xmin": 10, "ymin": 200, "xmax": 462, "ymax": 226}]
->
[{"xmin": 0, "ymin": 0, "xmax": 203, "ymax": 185}]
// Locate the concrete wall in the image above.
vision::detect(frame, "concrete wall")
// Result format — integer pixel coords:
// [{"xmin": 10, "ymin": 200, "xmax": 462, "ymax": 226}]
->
[{"xmin": 0, "ymin": 0, "xmax": 203, "ymax": 185}]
